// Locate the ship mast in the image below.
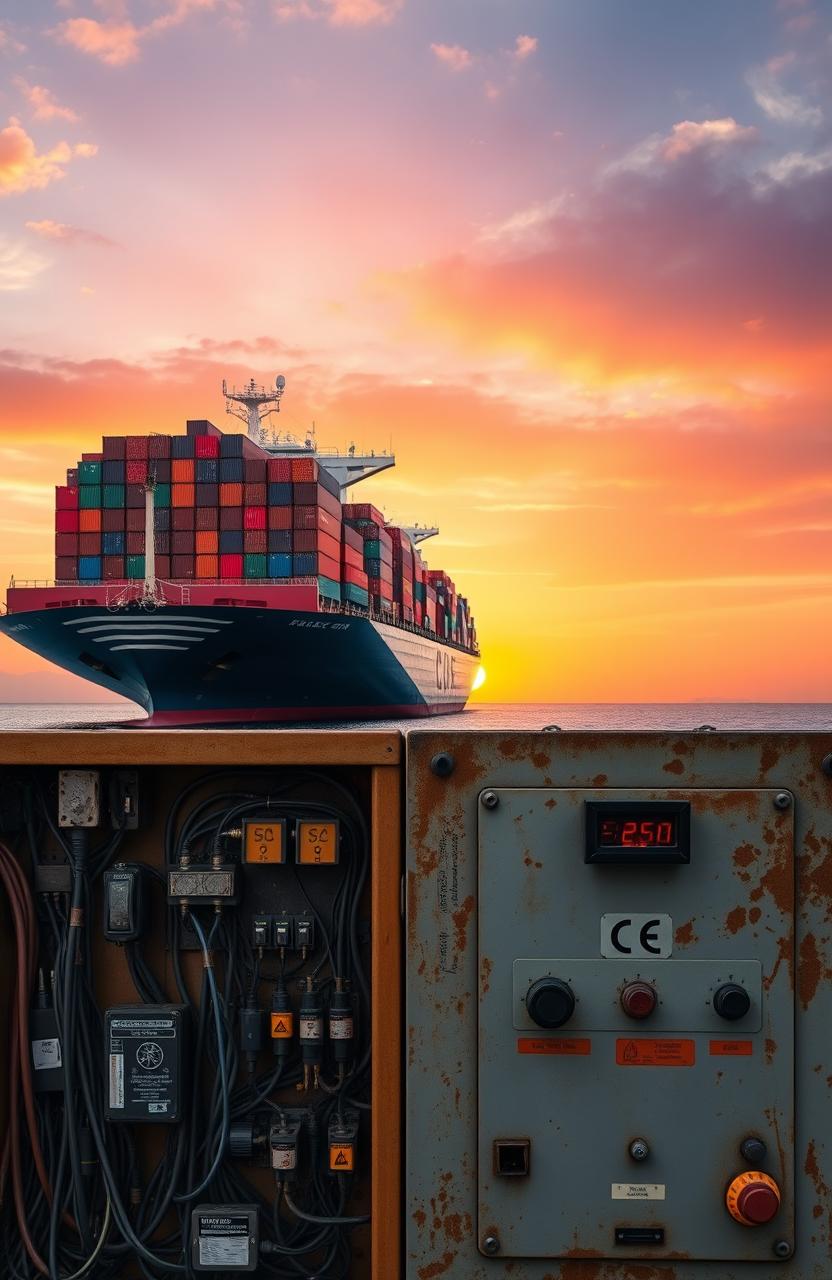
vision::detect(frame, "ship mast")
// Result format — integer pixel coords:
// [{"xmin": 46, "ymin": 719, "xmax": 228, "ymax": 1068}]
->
[
  {"xmin": 223, "ymin": 375, "xmax": 286, "ymax": 441},
  {"xmin": 141, "ymin": 474, "xmax": 162, "ymax": 606}
]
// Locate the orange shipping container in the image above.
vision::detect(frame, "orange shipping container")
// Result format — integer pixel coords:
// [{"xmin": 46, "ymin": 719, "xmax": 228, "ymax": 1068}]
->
[
  {"xmin": 172, "ymin": 483, "xmax": 195, "ymax": 507},
  {"xmin": 219, "ymin": 482, "xmax": 243, "ymax": 506},
  {"xmin": 172, "ymin": 458, "xmax": 195, "ymax": 483},
  {"xmin": 79, "ymin": 508, "xmax": 102, "ymax": 533},
  {"xmin": 195, "ymin": 530, "xmax": 219, "ymax": 555},
  {"xmin": 196, "ymin": 554, "xmax": 218, "ymax": 579}
]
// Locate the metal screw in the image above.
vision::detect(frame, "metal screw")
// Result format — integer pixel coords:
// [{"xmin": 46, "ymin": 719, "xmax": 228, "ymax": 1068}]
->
[
  {"xmin": 482, "ymin": 1235, "xmax": 500, "ymax": 1256},
  {"xmin": 629, "ymin": 1139, "xmax": 650, "ymax": 1162},
  {"xmin": 821, "ymin": 754, "xmax": 832, "ymax": 778},
  {"xmin": 772, "ymin": 1240, "xmax": 792, "ymax": 1259},
  {"xmin": 430, "ymin": 752, "xmax": 455, "ymax": 778},
  {"xmin": 481, "ymin": 790, "xmax": 499, "ymax": 809},
  {"xmin": 773, "ymin": 792, "xmax": 792, "ymax": 810}
]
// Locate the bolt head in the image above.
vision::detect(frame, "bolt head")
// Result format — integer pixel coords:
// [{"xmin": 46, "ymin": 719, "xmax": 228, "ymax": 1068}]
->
[
  {"xmin": 482, "ymin": 1235, "xmax": 500, "ymax": 1255},
  {"xmin": 430, "ymin": 752, "xmax": 455, "ymax": 778},
  {"xmin": 481, "ymin": 790, "xmax": 499, "ymax": 809},
  {"xmin": 773, "ymin": 1239, "xmax": 792, "ymax": 1259},
  {"xmin": 774, "ymin": 792, "xmax": 792, "ymax": 810},
  {"xmin": 629, "ymin": 1139, "xmax": 650, "ymax": 1162}
]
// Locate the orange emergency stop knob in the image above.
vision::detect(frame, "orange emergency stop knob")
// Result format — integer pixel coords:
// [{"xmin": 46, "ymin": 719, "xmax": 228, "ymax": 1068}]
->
[{"xmin": 726, "ymin": 1171, "xmax": 781, "ymax": 1225}]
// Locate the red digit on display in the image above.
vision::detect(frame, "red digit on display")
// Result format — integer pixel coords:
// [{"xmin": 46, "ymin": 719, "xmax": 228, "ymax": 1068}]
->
[
  {"xmin": 621, "ymin": 821, "xmax": 637, "ymax": 846},
  {"xmin": 657, "ymin": 821, "xmax": 673, "ymax": 844}
]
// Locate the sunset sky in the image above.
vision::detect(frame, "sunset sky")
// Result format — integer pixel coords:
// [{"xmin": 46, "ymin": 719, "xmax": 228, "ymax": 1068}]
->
[{"xmin": 0, "ymin": 0, "xmax": 831, "ymax": 704}]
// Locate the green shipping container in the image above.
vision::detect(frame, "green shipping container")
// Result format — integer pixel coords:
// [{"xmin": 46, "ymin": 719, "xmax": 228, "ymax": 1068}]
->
[
  {"xmin": 103, "ymin": 484, "xmax": 125, "ymax": 508},
  {"xmin": 342, "ymin": 582, "xmax": 369, "ymax": 607},
  {"xmin": 364, "ymin": 539, "xmax": 381, "ymax": 558},
  {"xmin": 78, "ymin": 460, "xmax": 101, "ymax": 485},
  {"xmin": 79, "ymin": 485, "xmax": 101, "ymax": 509},
  {"xmin": 127, "ymin": 555, "xmax": 145, "ymax": 579},
  {"xmin": 317, "ymin": 575, "xmax": 341, "ymax": 602},
  {"xmin": 244, "ymin": 553, "xmax": 267, "ymax": 578},
  {"xmin": 154, "ymin": 483, "xmax": 171, "ymax": 508}
]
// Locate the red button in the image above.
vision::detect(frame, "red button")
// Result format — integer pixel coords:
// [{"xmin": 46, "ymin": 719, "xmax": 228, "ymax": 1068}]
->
[
  {"xmin": 737, "ymin": 1183, "xmax": 780, "ymax": 1225},
  {"xmin": 620, "ymin": 982, "xmax": 657, "ymax": 1019}
]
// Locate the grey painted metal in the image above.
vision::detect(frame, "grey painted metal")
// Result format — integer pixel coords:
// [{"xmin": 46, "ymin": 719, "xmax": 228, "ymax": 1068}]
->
[{"xmin": 405, "ymin": 732, "xmax": 832, "ymax": 1280}]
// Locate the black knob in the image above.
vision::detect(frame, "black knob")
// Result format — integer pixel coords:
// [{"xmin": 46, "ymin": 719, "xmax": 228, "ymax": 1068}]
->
[
  {"xmin": 741, "ymin": 1136, "xmax": 767, "ymax": 1164},
  {"xmin": 526, "ymin": 977, "xmax": 575, "ymax": 1029},
  {"xmin": 713, "ymin": 983, "xmax": 751, "ymax": 1021}
]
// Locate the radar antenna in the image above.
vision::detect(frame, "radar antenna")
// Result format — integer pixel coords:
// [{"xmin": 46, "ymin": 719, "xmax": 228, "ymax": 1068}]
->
[{"xmin": 222, "ymin": 375, "xmax": 286, "ymax": 442}]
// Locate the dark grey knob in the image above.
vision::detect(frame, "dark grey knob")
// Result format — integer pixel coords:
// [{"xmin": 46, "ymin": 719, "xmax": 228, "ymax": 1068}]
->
[
  {"xmin": 713, "ymin": 984, "xmax": 751, "ymax": 1021},
  {"xmin": 526, "ymin": 978, "xmax": 575, "ymax": 1029}
]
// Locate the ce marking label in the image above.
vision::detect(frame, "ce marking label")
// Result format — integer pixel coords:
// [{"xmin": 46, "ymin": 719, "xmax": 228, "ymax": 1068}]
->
[{"xmin": 601, "ymin": 914, "xmax": 672, "ymax": 959}]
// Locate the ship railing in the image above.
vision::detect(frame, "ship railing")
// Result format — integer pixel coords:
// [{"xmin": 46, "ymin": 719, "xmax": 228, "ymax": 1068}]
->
[{"xmin": 318, "ymin": 594, "xmax": 479, "ymax": 657}]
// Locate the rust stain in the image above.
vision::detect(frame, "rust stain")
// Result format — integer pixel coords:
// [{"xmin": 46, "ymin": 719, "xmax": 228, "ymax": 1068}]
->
[
  {"xmin": 417, "ymin": 1251, "xmax": 455, "ymax": 1279},
  {"xmin": 480, "ymin": 956, "xmax": 492, "ymax": 994},
  {"xmin": 532, "ymin": 750, "xmax": 549, "ymax": 769},
  {"xmin": 733, "ymin": 842, "xmax": 758, "ymax": 868},
  {"xmin": 523, "ymin": 852, "xmax": 543, "ymax": 869},
  {"xmin": 545, "ymin": 797, "xmax": 557, "ymax": 809},
  {"xmin": 798, "ymin": 931, "xmax": 826, "ymax": 1009},
  {"xmin": 724, "ymin": 906, "xmax": 747, "ymax": 935},
  {"xmin": 760, "ymin": 741, "xmax": 781, "ymax": 774},
  {"xmin": 672, "ymin": 738, "xmax": 691, "ymax": 756},
  {"xmin": 765, "ymin": 1038, "xmax": 777, "ymax": 1064},
  {"xmin": 762, "ymin": 934, "xmax": 793, "ymax": 993},
  {"xmin": 748, "ymin": 907, "xmax": 762, "ymax": 924},
  {"xmin": 804, "ymin": 1139, "xmax": 832, "ymax": 1240},
  {"xmin": 412, "ymin": 1208, "xmax": 426, "ymax": 1229},
  {"xmin": 452, "ymin": 894, "xmax": 475, "ymax": 954},
  {"xmin": 662, "ymin": 758, "xmax": 685, "ymax": 775},
  {"xmin": 674, "ymin": 919, "xmax": 697, "ymax": 946},
  {"xmin": 592, "ymin": 774, "xmax": 608, "ymax": 787}
]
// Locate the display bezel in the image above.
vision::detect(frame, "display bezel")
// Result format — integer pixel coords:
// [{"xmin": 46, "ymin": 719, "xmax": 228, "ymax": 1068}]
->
[{"xmin": 584, "ymin": 800, "xmax": 691, "ymax": 864}]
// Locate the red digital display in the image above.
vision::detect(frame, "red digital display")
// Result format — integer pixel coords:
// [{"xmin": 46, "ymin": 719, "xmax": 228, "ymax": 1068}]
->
[{"xmin": 599, "ymin": 816, "xmax": 677, "ymax": 848}]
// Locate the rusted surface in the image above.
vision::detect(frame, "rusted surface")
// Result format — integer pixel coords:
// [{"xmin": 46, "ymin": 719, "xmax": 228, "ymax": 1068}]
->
[
  {"xmin": 724, "ymin": 906, "xmax": 746, "ymax": 935},
  {"xmin": 662, "ymin": 758, "xmax": 685, "ymax": 775},
  {"xmin": 798, "ymin": 932, "xmax": 825, "ymax": 1010},
  {"xmin": 674, "ymin": 919, "xmax": 698, "ymax": 946}
]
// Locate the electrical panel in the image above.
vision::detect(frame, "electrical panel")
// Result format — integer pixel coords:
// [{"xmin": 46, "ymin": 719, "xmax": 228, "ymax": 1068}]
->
[
  {"xmin": 406, "ymin": 730, "xmax": 832, "ymax": 1280},
  {"xmin": 0, "ymin": 736, "xmax": 400, "ymax": 1280}
]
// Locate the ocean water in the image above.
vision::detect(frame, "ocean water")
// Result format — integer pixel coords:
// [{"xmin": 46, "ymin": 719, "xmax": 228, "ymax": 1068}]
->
[{"xmin": 0, "ymin": 701, "xmax": 830, "ymax": 732}]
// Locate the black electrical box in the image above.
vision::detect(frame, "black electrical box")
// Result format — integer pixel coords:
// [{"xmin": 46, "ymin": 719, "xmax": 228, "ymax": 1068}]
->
[
  {"xmin": 103, "ymin": 862, "xmax": 148, "ymax": 941},
  {"xmin": 190, "ymin": 1204, "xmax": 258, "ymax": 1271},
  {"xmin": 105, "ymin": 1003, "xmax": 188, "ymax": 1122}
]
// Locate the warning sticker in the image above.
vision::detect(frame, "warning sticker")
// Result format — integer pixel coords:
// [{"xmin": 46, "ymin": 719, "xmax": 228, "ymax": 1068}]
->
[
  {"xmin": 612, "ymin": 1182, "xmax": 666, "ymax": 1201},
  {"xmin": 270, "ymin": 1013, "xmax": 294, "ymax": 1039},
  {"xmin": 616, "ymin": 1038, "xmax": 695, "ymax": 1067},
  {"xmin": 297, "ymin": 820, "xmax": 339, "ymax": 865},
  {"xmin": 710, "ymin": 1040, "xmax": 753, "ymax": 1056},
  {"xmin": 32, "ymin": 1037, "xmax": 62, "ymax": 1071},
  {"xmin": 330, "ymin": 1145, "xmax": 354, "ymax": 1171},
  {"xmin": 244, "ymin": 821, "xmax": 285, "ymax": 864},
  {"xmin": 517, "ymin": 1037, "xmax": 591, "ymax": 1056},
  {"xmin": 197, "ymin": 1214, "xmax": 250, "ymax": 1267}
]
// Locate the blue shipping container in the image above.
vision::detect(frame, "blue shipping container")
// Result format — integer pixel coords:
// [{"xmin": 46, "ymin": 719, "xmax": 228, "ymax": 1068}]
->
[
  {"xmin": 171, "ymin": 434, "xmax": 195, "ymax": 459},
  {"xmin": 267, "ymin": 529, "xmax": 292, "ymax": 553},
  {"xmin": 102, "ymin": 531, "xmax": 125, "ymax": 556},
  {"xmin": 293, "ymin": 553, "xmax": 316, "ymax": 576},
  {"xmin": 78, "ymin": 555, "xmax": 101, "ymax": 580},
  {"xmin": 268, "ymin": 553, "xmax": 292, "ymax": 578},
  {"xmin": 219, "ymin": 458, "xmax": 244, "ymax": 483},
  {"xmin": 220, "ymin": 530, "xmax": 244, "ymax": 554},
  {"xmin": 196, "ymin": 458, "xmax": 219, "ymax": 483},
  {"xmin": 102, "ymin": 460, "xmax": 125, "ymax": 484},
  {"xmin": 268, "ymin": 482, "xmax": 292, "ymax": 505},
  {"xmin": 220, "ymin": 434, "xmax": 244, "ymax": 458}
]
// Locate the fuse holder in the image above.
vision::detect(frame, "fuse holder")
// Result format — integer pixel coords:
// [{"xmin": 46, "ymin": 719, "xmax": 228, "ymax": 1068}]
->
[
  {"xmin": 296, "ymin": 820, "xmax": 339, "ymax": 865},
  {"xmin": 328, "ymin": 1111, "xmax": 359, "ymax": 1174},
  {"xmin": 243, "ymin": 820, "xmax": 286, "ymax": 864}
]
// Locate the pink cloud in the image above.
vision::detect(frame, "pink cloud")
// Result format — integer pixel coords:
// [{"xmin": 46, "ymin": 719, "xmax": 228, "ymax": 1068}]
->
[
  {"xmin": 513, "ymin": 34, "xmax": 538, "ymax": 61},
  {"xmin": 430, "ymin": 43, "xmax": 474, "ymax": 72},
  {"xmin": 661, "ymin": 117, "xmax": 758, "ymax": 160},
  {"xmin": 0, "ymin": 118, "xmax": 97, "ymax": 197},
  {"xmin": 274, "ymin": 0, "xmax": 401, "ymax": 24},
  {"xmin": 52, "ymin": 19, "xmax": 141, "ymax": 66},
  {"xmin": 15, "ymin": 78, "xmax": 79, "ymax": 123},
  {"xmin": 25, "ymin": 220, "xmax": 117, "ymax": 248}
]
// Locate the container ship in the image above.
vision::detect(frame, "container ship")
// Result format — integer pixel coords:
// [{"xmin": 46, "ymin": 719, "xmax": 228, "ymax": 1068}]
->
[{"xmin": 0, "ymin": 377, "xmax": 481, "ymax": 725}]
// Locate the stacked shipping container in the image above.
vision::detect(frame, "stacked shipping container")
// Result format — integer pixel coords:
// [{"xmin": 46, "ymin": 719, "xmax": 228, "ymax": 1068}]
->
[{"xmin": 53, "ymin": 421, "xmax": 476, "ymax": 648}]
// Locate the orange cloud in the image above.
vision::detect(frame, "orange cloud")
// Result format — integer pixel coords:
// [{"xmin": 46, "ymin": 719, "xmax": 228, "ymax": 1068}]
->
[
  {"xmin": 14, "ymin": 78, "xmax": 79, "ymax": 123},
  {"xmin": 0, "ymin": 118, "xmax": 97, "ymax": 196},
  {"xmin": 273, "ymin": 0, "xmax": 402, "ymax": 25},
  {"xmin": 52, "ymin": 19, "xmax": 141, "ymax": 66},
  {"xmin": 513, "ymin": 34, "xmax": 538, "ymax": 60},
  {"xmin": 430, "ymin": 42, "xmax": 474, "ymax": 71},
  {"xmin": 25, "ymin": 219, "xmax": 117, "ymax": 248}
]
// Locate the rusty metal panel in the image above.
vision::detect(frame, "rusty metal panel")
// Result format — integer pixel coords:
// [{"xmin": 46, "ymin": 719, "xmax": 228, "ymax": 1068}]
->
[{"xmin": 405, "ymin": 732, "xmax": 832, "ymax": 1280}]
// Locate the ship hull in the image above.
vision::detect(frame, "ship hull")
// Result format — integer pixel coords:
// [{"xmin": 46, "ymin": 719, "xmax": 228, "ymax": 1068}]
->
[{"xmin": 0, "ymin": 602, "xmax": 478, "ymax": 726}]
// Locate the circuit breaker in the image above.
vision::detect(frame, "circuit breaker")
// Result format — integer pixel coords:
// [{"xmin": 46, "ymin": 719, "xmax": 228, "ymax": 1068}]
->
[{"xmin": 406, "ymin": 731, "xmax": 832, "ymax": 1280}]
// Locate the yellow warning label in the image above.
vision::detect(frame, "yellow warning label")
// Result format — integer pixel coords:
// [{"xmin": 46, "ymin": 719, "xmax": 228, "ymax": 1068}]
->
[
  {"xmin": 270, "ymin": 1012, "xmax": 294, "ymax": 1039},
  {"xmin": 244, "ymin": 822, "xmax": 286, "ymax": 864},
  {"xmin": 297, "ymin": 821, "xmax": 339, "ymax": 865},
  {"xmin": 329, "ymin": 1145, "xmax": 354, "ymax": 1171}
]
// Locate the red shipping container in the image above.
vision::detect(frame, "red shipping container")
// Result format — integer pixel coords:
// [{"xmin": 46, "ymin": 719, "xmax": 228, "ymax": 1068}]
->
[
  {"xmin": 172, "ymin": 555, "xmax": 195, "ymax": 578},
  {"xmin": 220, "ymin": 482, "xmax": 243, "ymax": 506},
  {"xmin": 243, "ymin": 506, "xmax": 266, "ymax": 531},
  {"xmin": 195, "ymin": 434, "xmax": 220, "ymax": 458},
  {"xmin": 148, "ymin": 434, "xmax": 171, "ymax": 458},
  {"xmin": 55, "ymin": 533, "xmax": 78, "ymax": 557},
  {"xmin": 56, "ymin": 509, "xmax": 79, "ymax": 533},
  {"xmin": 102, "ymin": 436, "xmax": 126, "ymax": 460},
  {"xmin": 127, "ymin": 531, "xmax": 145, "ymax": 555},
  {"xmin": 343, "ymin": 524, "xmax": 363, "ymax": 553},
  {"xmin": 195, "ymin": 530, "xmax": 218, "ymax": 555},
  {"xmin": 79, "ymin": 533, "xmax": 101, "ymax": 556},
  {"xmin": 103, "ymin": 509, "xmax": 125, "ymax": 531},
  {"xmin": 317, "ymin": 553, "xmax": 341, "ymax": 581},
  {"xmin": 244, "ymin": 483, "xmax": 266, "ymax": 506},
  {"xmin": 172, "ymin": 483, "xmax": 195, "ymax": 508},
  {"xmin": 196, "ymin": 506, "xmax": 218, "ymax": 530},
  {"xmin": 172, "ymin": 507, "xmax": 195, "ymax": 531},
  {"xmin": 125, "ymin": 436, "xmax": 148, "ymax": 460},
  {"xmin": 244, "ymin": 530, "xmax": 267, "ymax": 553},
  {"xmin": 368, "ymin": 577, "xmax": 394, "ymax": 599},
  {"xmin": 56, "ymin": 485, "xmax": 78, "ymax": 510},
  {"xmin": 126, "ymin": 508, "xmax": 145, "ymax": 531},
  {"xmin": 295, "ymin": 530, "xmax": 341, "ymax": 562},
  {"xmin": 196, "ymin": 554, "xmax": 218, "ymax": 579},
  {"xmin": 220, "ymin": 553, "xmax": 243, "ymax": 578},
  {"xmin": 268, "ymin": 506, "xmax": 292, "ymax": 530},
  {"xmin": 294, "ymin": 506, "xmax": 342, "ymax": 534},
  {"xmin": 79, "ymin": 509, "xmax": 102, "ymax": 533},
  {"xmin": 172, "ymin": 531, "xmax": 194, "ymax": 555},
  {"xmin": 172, "ymin": 458, "xmax": 195, "ymax": 483},
  {"xmin": 289, "ymin": 456, "xmax": 318, "ymax": 482},
  {"xmin": 126, "ymin": 460, "xmax": 148, "ymax": 484},
  {"xmin": 342, "ymin": 545, "xmax": 364, "ymax": 572},
  {"xmin": 56, "ymin": 556, "xmax": 78, "ymax": 580},
  {"xmin": 343, "ymin": 502, "xmax": 385, "ymax": 526},
  {"xmin": 244, "ymin": 458, "xmax": 267, "ymax": 483},
  {"xmin": 343, "ymin": 564, "xmax": 369, "ymax": 588},
  {"xmin": 103, "ymin": 556, "xmax": 125, "ymax": 580},
  {"xmin": 156, "ymin": 555, "xmax": 171, "ymax": 578},
  {"xmin": 81, "ymin": 452, "xmax": 103, "ymax": 462},
  {"xmin": 220, "ymin": 507, "xmax": 243, "ymax": 531},
  {"xmin": 267, "ymin": 458, "xmax": 293, "ymax": 482},
  {"xmin": 126, "ymin": 484, "xmax": 145, "ymax": 508}
]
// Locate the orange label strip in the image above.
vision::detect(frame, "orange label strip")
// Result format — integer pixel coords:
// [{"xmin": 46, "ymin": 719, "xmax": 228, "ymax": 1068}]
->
[
  {"xmin": 616, "ymin": 1038, "xmax": 695, "ymax": 1066},
  {"xmin": 517, "ymin": 1037, "xmax": 591, "ymax": 1056},
  {"xmin": 709, "ymin": 1040, "xmax": 753, "ymax": 1056}
]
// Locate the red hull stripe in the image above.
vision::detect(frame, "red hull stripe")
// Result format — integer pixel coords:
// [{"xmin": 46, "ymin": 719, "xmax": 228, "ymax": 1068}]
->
[{"xmin": 134, "ymin": 701, "xmax": 467, "ymax": 727}]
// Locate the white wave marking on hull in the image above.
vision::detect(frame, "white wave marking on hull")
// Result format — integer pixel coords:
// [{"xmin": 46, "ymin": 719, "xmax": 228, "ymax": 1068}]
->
[
  {"xmin": 74, "ymin": 622, "xmax": 222, "ymax": 635},
  {"xmin": 108, "ymin": 644, "xmax": 191, "ymax": 652},
  {"xmin": 62, "ymin": 616, "xmax": 232, "ymax": 628}
]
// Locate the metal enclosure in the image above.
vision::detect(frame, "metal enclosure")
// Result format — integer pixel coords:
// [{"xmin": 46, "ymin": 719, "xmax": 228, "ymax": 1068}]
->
[{"xmin": 406, "ymin": 732, "xmax": 832, "ymax": 1280}]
